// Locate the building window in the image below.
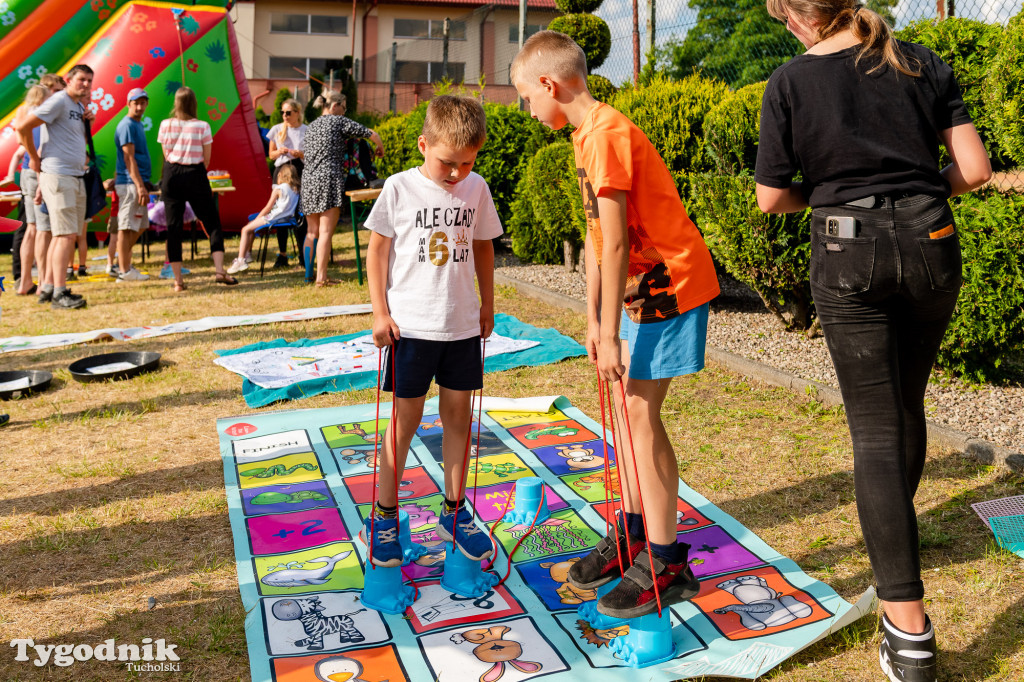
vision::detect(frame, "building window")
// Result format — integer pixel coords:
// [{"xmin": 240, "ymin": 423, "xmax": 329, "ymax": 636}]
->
[
  {"xmin": 271, "ymin": 13, "xmax": 348, "ymax": 36},
  {"xmin": 394, "ymin": 18, "xmax": 466, "ymax": 40},
  {"xmin": 394, "ymin": 60, "xmax": 466, "ymax": 83},
  {"xmin": 269, "ymin": 57, "xmax": 348, "ymax": 80},
  {"xmin": 509, "ymin": 24, "xmax": 546, "ymax": 42}
]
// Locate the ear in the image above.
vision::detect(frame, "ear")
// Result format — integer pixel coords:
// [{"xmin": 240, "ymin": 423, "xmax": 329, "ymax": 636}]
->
[
  {"xmin": 491, "ymin": 625, "xmax": 511, "ymax": 639},
  {"xmin": 510, "ymin": 660, "xmax": 543, "ymax": 673},
  {"xmin": 538, "ymin": 74, "xmax": 557, "ymax": 97},
  {"xmin": 539, "ymin": 562, "xmax": 553, "ymax": 569},
  {"xmin": 462, "ymin": 628, "xmax": 487, "ymax": 643},
  {"xmin": 417, "ymin": 135, "xmax": 428, "ymax": 157}
]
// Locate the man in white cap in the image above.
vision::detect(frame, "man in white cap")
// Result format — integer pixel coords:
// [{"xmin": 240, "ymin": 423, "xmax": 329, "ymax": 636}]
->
[{"xmin": 113, "ymin": 87, "xmax": 152, "ymax": 282}]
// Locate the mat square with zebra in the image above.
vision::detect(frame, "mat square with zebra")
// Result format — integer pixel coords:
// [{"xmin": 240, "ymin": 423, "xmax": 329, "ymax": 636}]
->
[{"xmin": 218, "ymin": 396, "xmax": 868, "ymax": 681}]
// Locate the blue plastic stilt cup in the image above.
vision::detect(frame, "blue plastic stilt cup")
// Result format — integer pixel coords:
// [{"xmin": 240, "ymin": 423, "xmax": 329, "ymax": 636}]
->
[
  {"xmin": 304, "ymin": 239, "xmax": 317, "ymax": 281},
  {"xmin": 359, "ymin": 564, "xmax": 415, "ymax": 615},
  {"xmin": 398, "ymin": 509, "xmax": 428, "ymax": 565},
  {"xmin": 610, "ymin": 608, "xmax": 677, "ymax": 668},
  {"xmin": 577, "ymin": 578, "xmax": 627, "ymax": 629},
  {"xmin": 502, "ymin": 476, "xmax": 550, "ymax": 525},
  {"xmin": 440, "ymin": 542, "xmax": 499, "ymax": 598}
]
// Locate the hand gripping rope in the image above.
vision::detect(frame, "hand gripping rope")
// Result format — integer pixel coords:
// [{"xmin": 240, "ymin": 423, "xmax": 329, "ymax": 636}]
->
[{"xmin": 598, "ymin": 368, "xmax": 667, "ymax": 618}]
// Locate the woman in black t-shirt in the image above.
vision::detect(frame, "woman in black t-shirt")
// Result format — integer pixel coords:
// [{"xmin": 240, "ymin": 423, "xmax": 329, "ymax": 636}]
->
[{"xmin": 754, "ymin": 2, "xmax": 990, "ymax": 681}]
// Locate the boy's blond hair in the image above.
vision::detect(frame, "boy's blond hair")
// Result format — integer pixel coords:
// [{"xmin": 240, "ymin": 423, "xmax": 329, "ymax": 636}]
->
[
  {"xmin": 510, "ymin": 30, "xmax": 587, "ymax": 85},
  {"xmin": 421, "ymin": 95, "xmax": 487, "ymax": 149}
]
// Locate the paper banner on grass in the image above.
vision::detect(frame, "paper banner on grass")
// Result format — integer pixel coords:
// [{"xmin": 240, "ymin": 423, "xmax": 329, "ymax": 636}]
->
[{"xmin": 0, "ymin": 305, "xmax": 371, "ymax": 353}]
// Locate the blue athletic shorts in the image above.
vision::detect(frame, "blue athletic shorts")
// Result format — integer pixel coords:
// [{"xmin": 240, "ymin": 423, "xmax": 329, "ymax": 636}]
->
[
  {"xmin": 618, "ymin": 303, "xmax": 709, "ymax": 380},
  {"xmin": 382, "ymin": 336, "xmax": 482, "ymax": 398}
]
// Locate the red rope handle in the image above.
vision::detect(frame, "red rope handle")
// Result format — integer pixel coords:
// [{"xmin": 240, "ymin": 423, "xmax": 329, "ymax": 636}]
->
[
  {"xmin": 368, "ymin": 348, "xmax": 384, "ymax": 571},
  {"xmin": 617, "ymin": 380, "xmax": 663, "ymax": 617},
  {"xmin": 471, "ymin": 336, "xmax": 487, "ymax": 510},
  {"xmin": 484, "ymin": 487, "xmax": 546, "ymax": 586},
  {"xmin": 597, "ymin": 371, "xmax": 626, "ymax": 580}
]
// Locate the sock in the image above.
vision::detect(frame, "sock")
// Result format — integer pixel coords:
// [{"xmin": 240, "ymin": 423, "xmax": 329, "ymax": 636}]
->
[
  {"xmin": 625, "ymin": 512, "xmax": 645, "ymax": 541},
  {"xmin": 443, "ymin": 497, "xmax": 463, "ymax": 515},
  {"xmin": 374, "ymin": 502, "xmax": 397, "ymax": 520},
  {"xmin": 53, "ymin": 286, "xmax": 67, "ymax": 297},
  {"xmin": 41, "ymin": 283, "xmax": 54, "ymax": 294},
  {"xmin": 649, "ymin": 540, "xmax": 684, "ymax": 564}
]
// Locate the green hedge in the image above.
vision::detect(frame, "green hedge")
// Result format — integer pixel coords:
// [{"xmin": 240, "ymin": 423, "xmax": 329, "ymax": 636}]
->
[
  {"xmin": 508, "ymin": 142, "xmax": 584, "ymax": 265},
  {"xmin": 942, "ymin": 188, "xmax": 1024, "ymax": 382},
  {"xmin": 703, "ymin": 81, "xmax": 766, "ymax": 175},
  {"xmin": 985, "ymin": 6, "xmax": 1024, "ymax": 167},
  {"xmin": 476, "ymin": 102, "xmax": 551, "ymax": 227},
  {"xmin": 587, "ymin": 74, "xmax": 617, "ymax": 103},
  {"xmin": 376, "ymin": 115, "xmax": 410, "ymax": 179}
]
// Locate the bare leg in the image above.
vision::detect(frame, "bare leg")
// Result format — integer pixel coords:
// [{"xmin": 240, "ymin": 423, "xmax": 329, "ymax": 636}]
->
[
  {"xmin": 377, "ymin": 393, "xmax": 427, "ymax": 508},
  {"xmin": 882, "ymin": 599, "xmax": 927, "ymax": 634},
  {"xmin": 34, "ymin": 231, "xmax": 51, "ymax": 286},
  {"xmin": 117, "ymin": 229, "xmax": 141, "ymax": 274},
  {"xmin": 315, "ymin": 208, "xmax": 339, "ymax": 283},
  {"xmin": 169, "ymin": 262, "xmax": 184, "ymax": 289},
  {"xmin": 611, "ymin": 339, "xmax": 677, "ymax": 545},
  {"xmin": 17, "ymin": 224, "xmax": 36, "ymax": 293},
  {"xmin": 76, "ymin": 221, "xmax": 88, "ymax": 270},
  {"xmin": 438, "ymin": 387, "xmax": 474, "ymax": 500},
  {"xmin": 212, "ymin": 249, "xmax": 226, "ymax": 275},
  {"xmin": 237, "ymin": 224, "xmax": 258, "ymax": 259},
  {"xmin": 106, "ymin": 231, "xmax": 117, "ymax": 270},
  {"xmin": 49, "ymin": 235, "xmax": 76, "ymax": 289}
]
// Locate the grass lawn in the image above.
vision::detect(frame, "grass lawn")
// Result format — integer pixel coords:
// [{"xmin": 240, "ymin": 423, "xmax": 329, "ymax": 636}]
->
[{"xmin": 0, "ymin": 231, "xmax": 1021, "ymax": 681}]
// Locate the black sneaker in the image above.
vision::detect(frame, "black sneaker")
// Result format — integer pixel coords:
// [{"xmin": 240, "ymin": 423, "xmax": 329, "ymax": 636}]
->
[
  {"xmin": 37, "ymin": 289, "xmax": 53, "ymax": 304},
  {"xmin": 596, "ymin": 547, "xmax": 700, "ymax": 619},
  {"xmin": 879, "ymin": 614, "xmax": 936, "ymax": 682},
  {"xmin": 52, "ymin": 290, "xmax": 87, "ymax": 309},
  {"xmin": 66, "ymin": 267, "xmax": 77, "ymax": 281},
  {"xmin": 77, "ymin": 265, "xmax": 88, "ymax": 277},
  {"xmin": 568, "ymin": 527, "xmax": 644, "ymax": 590},
  {"xmin": 273, "ymin": 253, "xmax": 289, "ymax": 269}
]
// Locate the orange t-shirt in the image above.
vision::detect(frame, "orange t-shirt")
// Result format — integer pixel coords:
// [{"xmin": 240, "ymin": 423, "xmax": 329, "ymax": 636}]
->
[{"xmin": 572, "ymin": 102, "xmax": 719, "ymax": 323}]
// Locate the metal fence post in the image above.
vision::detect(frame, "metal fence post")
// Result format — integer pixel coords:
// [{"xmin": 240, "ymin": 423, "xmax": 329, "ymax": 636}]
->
[
  {"xmin": 389, "ymin": 42, "xmax": 397, "ymax": 114},
  {"xmin": 442, "ymin": 17, "xmax": 450, "ymax": 81}
]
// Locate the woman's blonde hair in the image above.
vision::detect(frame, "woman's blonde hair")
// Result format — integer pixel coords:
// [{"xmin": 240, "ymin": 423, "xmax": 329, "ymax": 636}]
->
[
  {"xmin": 39, "ymin": 74, "xmax": 64, "ymax": 91},
  {"xmin": 278, "ymin": 98, "xmax": 303, "ymax": 143},
  {"xmin": 23, "ymin": 84, "xmax": 49, "ymax": 109},
  {"xmin": 766, "ymin": 0, "xmax": 920, "ymax": 76},
  {"xmin": 312, "ymin": 90, "xmax": 345, "ymax": 113},
  {"xmin": 277, "ymin": 163, "xmax": 301, "ymax": 192},
  {"xmin": 171, "ymin": 86, "xmax": 198, "ymax": 120}
]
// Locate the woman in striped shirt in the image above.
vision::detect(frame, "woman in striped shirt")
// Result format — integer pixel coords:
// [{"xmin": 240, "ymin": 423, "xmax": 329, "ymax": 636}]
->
[{"xmin": 158, "ymin": 86, "xmax": 236, "ymax": 290}]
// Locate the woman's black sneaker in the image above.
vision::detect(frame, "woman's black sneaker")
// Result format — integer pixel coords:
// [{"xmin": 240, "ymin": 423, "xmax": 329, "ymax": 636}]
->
[
  {"xmin": 879, "ymin": 614, "xmax": 936, "ymax": 682},
  {"xmin": 596, "ymin": 547, "xmax": 700, "ymax": 619},
  {"xmin": 568, "ymin": 527, "xmax": 643, "ymax": 590}
]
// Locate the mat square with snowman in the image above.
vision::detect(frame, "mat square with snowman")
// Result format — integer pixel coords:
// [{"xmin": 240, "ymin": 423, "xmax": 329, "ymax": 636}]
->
[{"xmin": 218, "ymin": 396, "xmax": 871, "ymax": 682}]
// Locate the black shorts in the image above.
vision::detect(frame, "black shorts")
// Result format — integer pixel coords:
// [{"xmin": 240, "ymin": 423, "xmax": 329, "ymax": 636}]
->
[{"xmin": 382, "ymin": 336, "xmax": 482, "ymax": 398}]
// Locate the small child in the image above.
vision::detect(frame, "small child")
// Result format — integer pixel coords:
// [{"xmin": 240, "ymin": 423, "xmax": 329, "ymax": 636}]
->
[
  {"xmin": 227, "ymin": 163, "xmax": 300, "ymax": 274},
  {"xmin": 363, "ymin": 95, "xmax": 503, "ymax": 567},
  {"xmin": 512, "ymin": 32, "xmax": 720, "ymax": 619}
]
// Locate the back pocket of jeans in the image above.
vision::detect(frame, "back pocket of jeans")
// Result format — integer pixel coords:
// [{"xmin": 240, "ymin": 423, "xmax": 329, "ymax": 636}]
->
[
  {"xmin": 814, "ymin": 235, "xmax": 875, "ymax": 297},
  {"xmin": 918, "ymin": 231, "xmax": 962, "ymax": 293}
]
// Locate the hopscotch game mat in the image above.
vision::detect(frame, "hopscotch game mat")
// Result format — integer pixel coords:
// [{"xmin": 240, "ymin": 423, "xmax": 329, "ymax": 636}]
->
[{"xmin": 218, "ymin": 396, "xmax": 872, "ymax": 681}]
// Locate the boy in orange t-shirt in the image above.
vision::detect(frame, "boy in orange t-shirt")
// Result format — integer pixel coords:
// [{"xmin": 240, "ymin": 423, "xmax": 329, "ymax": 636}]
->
[{"xmin": 513, "ymin": 31, "xmax": 719, "ymax": 619}]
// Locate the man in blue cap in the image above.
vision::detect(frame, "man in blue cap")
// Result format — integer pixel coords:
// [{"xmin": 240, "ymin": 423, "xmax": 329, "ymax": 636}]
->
[{"xmin": 113, "ymin": 87, "xmax": 152, "ymax": 282}]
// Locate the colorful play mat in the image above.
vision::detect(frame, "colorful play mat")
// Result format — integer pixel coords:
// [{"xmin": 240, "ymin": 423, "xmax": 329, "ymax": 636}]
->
[{"xmin": 218, "ymin": 396, "xmax": 872, "ymax": 681}]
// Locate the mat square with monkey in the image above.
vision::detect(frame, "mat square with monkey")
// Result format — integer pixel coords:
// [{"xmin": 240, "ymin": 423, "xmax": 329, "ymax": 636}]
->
[{"xmin": 218, "ymin": 396, "xmax": 869, "ymax": 681}]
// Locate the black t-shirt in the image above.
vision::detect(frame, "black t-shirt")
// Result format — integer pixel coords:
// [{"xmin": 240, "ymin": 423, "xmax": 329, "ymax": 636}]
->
[{"xmin": 755, "ymin": 40, "xmax": 972, "ymax": 207}]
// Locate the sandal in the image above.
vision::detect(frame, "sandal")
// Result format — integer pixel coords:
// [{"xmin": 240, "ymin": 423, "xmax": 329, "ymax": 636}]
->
[
  {"xmin": 172, "ymin": 281, "xmax": 188, "ymax": 292},
  {"xmin": 16, "ymin": 284, "xmax": 37, "ymax": 295},
  {"xmin": 314, "ymin": 278, "xmax": 340, "ymax": 288},
  {"xmin": 215, "ymin": 273, "xmax": 238, "ymax": 286}
]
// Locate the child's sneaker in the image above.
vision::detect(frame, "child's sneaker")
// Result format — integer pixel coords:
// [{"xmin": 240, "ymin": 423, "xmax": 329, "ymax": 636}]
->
[
  {"xmin": 568, "ymin": 526, "xmax": 644, "ymax": 590},
  {"xmin": 437, "ymin": 506, "xmax": 493, "ymax": 561},
  {"xmin": 879, "ymin": 614, "xmax": 936, "ymax": 682},
  {"xmin": 596, "ymin": 547, "xmax": 700, "ymax": 619},
  {"xmin": 226, "ymin": 258, "xmax": 248, "ymax": 274},
  {"xmin": 362, "ymin": 516, "xmax": 403, "ymax": 567},
  {"xmin": 244, "ymin": 253, "xmax": 254, "ymax": 264}
]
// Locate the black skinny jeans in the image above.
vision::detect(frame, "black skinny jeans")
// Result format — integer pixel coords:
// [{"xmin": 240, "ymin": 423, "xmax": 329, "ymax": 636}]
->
[
  {"xmin": 161, "ymin": 162, "xmax": 224, "ymax": 263},
  {"xmin": 810, "ymin": 194, "xmax": 960, "ymax": 602}
]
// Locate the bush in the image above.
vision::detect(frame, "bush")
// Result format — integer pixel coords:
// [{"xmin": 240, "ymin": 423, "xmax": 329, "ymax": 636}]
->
[
  {"xmin": 508, "ymin": 142, "xmax": 585, "ymax": 265},
  {"xmin": 587, "ymin": 74, "xmax": 617, "ymax": 103},
  {"xmin": 703, "ymin": 81, "xmax": 766, "ymax": 175},
  {"xmin": 555, "ymin": 0, "xmax": 602, "ymax": 13},
  {"xmin": 609, "ymin": 73, "xmax": 727, "ymax": 200},
  {"xmin": 985, "ymin": 7, "xmax": 1024, "ymax": 167},
  {"xmin": 941, "ymin": 188, "xmax": 1024, "ymax": 382},
  {"xmin": 376, "ymin": 115, "xmax": 410, "ymax": 178},
  {"xmin": 897, "ymin": 18, "xmax": 1001, "ymax": 166},
  {"xmin": 475, "ymin": 101, "xmax": 551, "ymax": 227},
  {"xmin": 548, "ymin": 14, "xmax": 611, "ymax": 71},
  {"xmin": 268, "ymin": 88, "xmax": 291, "ymax": 127},
  {"xmin": 689, "ymin": 173, "xmax": 814, "ymax": 330}
]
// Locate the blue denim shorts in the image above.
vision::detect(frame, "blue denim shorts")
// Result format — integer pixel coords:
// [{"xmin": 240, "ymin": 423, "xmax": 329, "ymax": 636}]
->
[{"xmin": 618, "ymin": 303, "xmax": 709, "ymax": 380}]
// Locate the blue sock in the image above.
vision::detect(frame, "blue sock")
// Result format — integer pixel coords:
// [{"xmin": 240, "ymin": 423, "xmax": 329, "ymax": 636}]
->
[
  {"xmin": 649, "ymin": 540, "xmax": 686, "ymax": 565},
  {"xmin": 304, "ymin": 240, "xmax": 317, "ymax": 280},
  {"xmin": 625, "ymin": 512, "xmax": 645, "ymax": 541}
]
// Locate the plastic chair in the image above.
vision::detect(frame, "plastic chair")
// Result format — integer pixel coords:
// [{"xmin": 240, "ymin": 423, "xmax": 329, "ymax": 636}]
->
[{"xmin": 252, "ymin": 210, "xmax": 302, "ymax": 278}]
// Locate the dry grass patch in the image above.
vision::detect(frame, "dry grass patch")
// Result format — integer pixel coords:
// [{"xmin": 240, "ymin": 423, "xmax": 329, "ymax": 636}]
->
[{"xmin": 0, "ymin": 232, "xmax": 1021, "ymax": 681}]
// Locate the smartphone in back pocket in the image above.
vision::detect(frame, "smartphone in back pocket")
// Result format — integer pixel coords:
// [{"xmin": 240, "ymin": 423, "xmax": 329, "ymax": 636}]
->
[{"xmin": 826, "ymin": 216, "xmax": 857, "ymax": 238}]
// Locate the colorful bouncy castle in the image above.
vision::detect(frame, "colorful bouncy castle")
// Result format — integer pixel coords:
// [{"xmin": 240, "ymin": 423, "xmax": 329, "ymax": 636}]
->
[{"xmin": 0, "ymin": 0, "xmax": 270, "ymax": 228}]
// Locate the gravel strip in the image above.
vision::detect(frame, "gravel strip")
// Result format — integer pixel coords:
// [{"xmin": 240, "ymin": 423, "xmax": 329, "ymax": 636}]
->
[{"xmin": 496, "ymin": 253, "xmax": 1024, "ymax": 452}]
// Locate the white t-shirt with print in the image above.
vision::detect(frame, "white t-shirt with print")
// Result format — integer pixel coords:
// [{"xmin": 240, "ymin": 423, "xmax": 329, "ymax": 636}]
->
[{"xmin": 365, "ymin": 167, "xmax": 503, "ymax": 341}]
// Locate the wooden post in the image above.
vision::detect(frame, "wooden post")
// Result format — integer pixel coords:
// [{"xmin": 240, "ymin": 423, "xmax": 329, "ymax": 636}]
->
[
  {"xmin": 645, "ymin": 0, "xmax": 655, "ymax": 64},
  {"xmin": 632, "ymin": 0, "xmax": 640, "ymax": 83},
  {"xmin": 517, "ymin": 0, "xmax": 527, "ymax": 108},
  {"xmin": 389, "ymin": 42, "xmax": 397, "ymax": 114},
  {"xmin": 442, "ymin": 17, "xmax": 450, "ymax": 81}
]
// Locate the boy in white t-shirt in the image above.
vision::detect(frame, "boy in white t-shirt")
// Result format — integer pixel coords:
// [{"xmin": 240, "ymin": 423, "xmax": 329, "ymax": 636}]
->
[
  {"xmin": 227, "ymin": 163, "xmax": 300, "ymax": 273},
  {"xmin": 363, "ymin": 95, "xmax": 503, "ymax": 567}
]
